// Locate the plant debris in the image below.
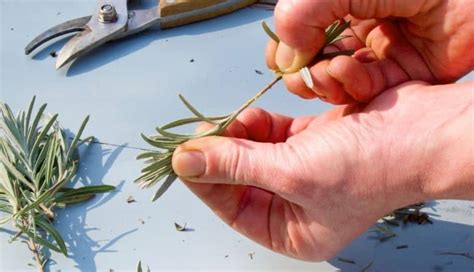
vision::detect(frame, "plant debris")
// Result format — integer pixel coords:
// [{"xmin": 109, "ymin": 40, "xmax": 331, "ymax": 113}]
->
[
  {"xmin": 372, "ymin": 202, "xmax": 434, "ymax": 242},
  {"xmin": 396, "ymin": 245, "xmax": 409, "ymax": 250},
  {"xmin": 370, "ymin": 224, "xmax": 397, "ymax": 242},
  {"xmin": 438, "ymin": 252, "xmax": 474, "ymax": 260},
  {"xmin": 254, "ymin": 69, "xmax": 263, "ymax": 75},
  {"xmin": 360, "ymin": 261, "xmax": 373, "ymax": 272},
  {"xmin": 0, "ymin": 97, "xmax": 115, "ymax": 272},
  {"xmin": 174, "ymin": 222, "xmax": 186, "ymax": 231},
  {"xmin": 385, "ymin": 202, "xmax": 432, "ymax": 225},
  {"xmin": 337, "ymin": 257, "xmax": 356, "ymax": 264},
  {"xmin": 127, "ymin": 196, "xmax": 136, "ymax": 203}
]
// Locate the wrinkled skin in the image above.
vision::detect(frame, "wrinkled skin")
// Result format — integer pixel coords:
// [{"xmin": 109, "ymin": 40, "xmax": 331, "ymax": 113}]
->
[
  {"xmin": 172, "ymin": 81, "xmax": 473, "ymax": 261},
  {"xmin": 169, "ymin": 0, "xmax": 474, "ymax": 262},
  {"xmin": 266, "ymin": 0, "xmax": 474, "ymax": 103}
]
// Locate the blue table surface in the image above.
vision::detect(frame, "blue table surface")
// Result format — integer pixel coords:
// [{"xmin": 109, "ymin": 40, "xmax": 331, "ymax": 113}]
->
[{"xmin": 1, "ymin": 1, "xmax": 473, "ymax": 271}]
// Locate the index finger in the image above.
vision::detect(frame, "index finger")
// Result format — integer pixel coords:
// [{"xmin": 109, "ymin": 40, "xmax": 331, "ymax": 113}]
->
[{"xmin": 272, "ymin": 0, "xmax": 434, "ymax": 72}]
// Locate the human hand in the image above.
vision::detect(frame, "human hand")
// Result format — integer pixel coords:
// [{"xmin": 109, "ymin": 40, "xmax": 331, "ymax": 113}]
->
[
  {"xmin": 265, "ymin": 0, "xmax": 474, "ymax": 104},
  {"xmin": 171, "ymin": 81, "xmax": 473, "ymax": 261}
]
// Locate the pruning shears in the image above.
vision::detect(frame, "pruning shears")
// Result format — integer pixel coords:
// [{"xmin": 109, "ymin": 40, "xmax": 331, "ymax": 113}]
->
[{"xmin": 25, "ymin": 0, "xmax": 277, "ymax": 69}]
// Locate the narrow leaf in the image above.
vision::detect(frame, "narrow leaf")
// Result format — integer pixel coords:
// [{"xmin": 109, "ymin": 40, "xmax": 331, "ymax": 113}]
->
[
  {"xmin": 65, "ymin": 115, "xmax": 89, "ymax": 161},
  {"xmin": 151, "ymin": 174, "xmax": 177, "ymax": 202},
  {"xmin": 178, "ymin": 94, "xmax": 215, "ymax": 124},
  {"xmin": 55, "ymin": 193, "xmax": 95, "ymax": 205},
  {"xmin": 18, "ymin": 225, "xmax": 63, "ymax": 253},
  {"xmin": 35, "ymin": 218, "xmax": 68, "ymax": 256},
  {"xmin": 26, "ymin": 103, "xmax": 47, "ymax": 148},
  {"xmin": 29, "ymin": 113, "xmax": 58, "ymax": 163},
  {"xmin": 262, "ymin": 21, "xmax": 279, "ymax": 43},
  {"xmin": 24, "ymin": 96, "xmax": 36, "ymax": 134},
  {"xmin": 55, "ymin": 185, "xmax": 115, "ymax": 199},
  {"xmin": 0, "ymin": 156, "xmax": 35, "ymax": 190}
]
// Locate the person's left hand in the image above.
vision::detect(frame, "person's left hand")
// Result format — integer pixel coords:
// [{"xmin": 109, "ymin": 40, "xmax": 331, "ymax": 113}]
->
[{"xmin": 172, "ymin": 80, "xmax": 473, "ymax": 261}]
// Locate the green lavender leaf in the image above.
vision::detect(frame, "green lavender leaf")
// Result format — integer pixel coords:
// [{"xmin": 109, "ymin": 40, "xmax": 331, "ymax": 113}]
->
[
  {"xmin": 151, "ymin": 174, "xmax": 177, "ymax": 202},
  {"xmin": 35, "ymin": 217, "xmax": 68, "ymax": 256},
  {"xmin": 261, "ymin": 21, "xmax": 279, "ymax": 43}
]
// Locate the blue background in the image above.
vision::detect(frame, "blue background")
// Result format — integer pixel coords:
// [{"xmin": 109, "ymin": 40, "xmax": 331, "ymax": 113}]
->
[{"xmin": 1, "ymin": 1, "xmax": 473, "ymax": 271}]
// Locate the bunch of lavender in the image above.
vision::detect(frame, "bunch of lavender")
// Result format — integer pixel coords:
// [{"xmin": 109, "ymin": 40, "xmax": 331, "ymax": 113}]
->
[{"xmin": 0, "ymin": 97, "xmax": 115, "ymax": 271}]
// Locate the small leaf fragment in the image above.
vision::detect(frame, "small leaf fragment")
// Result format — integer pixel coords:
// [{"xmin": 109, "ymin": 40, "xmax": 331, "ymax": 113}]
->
[
  {"xmin": 174, "ymin": 222, "xmax": 186, "ymax": 231},
  {"xmin": 337, "ymin": 257, "xmax": 356, "ymax": 264}
]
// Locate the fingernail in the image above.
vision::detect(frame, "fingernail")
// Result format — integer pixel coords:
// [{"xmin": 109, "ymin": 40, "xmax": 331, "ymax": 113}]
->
[
  {"xmin": 276, "ymin": 42, "xmax": 313, "ymax": 73},
  {"xmin": 275, "ymin": 42, "xmax": 295, "ymax": 72},
  {"xmin": 300, "ymin": 67, "xmax": 314, "ymax": 89},
  {"xmin": 173, "ymin": 151, "xmax": 206, "ymax": 178}
]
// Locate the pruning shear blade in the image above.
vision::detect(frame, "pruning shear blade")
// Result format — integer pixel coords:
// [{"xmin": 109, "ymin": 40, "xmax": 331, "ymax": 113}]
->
[{"xmin": 25, "ymin": 0, "xmax": 277, "ymax": 69}]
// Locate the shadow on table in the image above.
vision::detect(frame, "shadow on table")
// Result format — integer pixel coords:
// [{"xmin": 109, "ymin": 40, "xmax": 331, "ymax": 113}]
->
[
  {"xmin": 52, "ymin": 139, "xmax": 137, "ymax": 272},
  {"xmin": 27, "ymin": 6, "xmax": 272, "ymax": 76},
  {"xmin": 328, "ymin": 202, "xmax": 474, "ymax": 272}
]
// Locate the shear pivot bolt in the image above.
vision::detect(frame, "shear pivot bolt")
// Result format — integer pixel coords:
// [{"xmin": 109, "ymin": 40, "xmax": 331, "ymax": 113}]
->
[{"xmin": 99, "ymin": 4, "xmax": 118, "ymax": 23}]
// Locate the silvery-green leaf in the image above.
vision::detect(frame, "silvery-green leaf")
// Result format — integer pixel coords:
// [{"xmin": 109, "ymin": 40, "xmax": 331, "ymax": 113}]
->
[
  {"xmin": 261, "ymin": 21, "xmax": 279, "ymax": 43},
  {"xmin": 161, "ymin": 115, "xmax": 228, "ymax": 130},
  {"xmin": 136, "ymin": 151, "xmax": 162, "ymax": 160},
  {"xmin": 151, "ymin": 173, "xmax": 177, "ymax": 202},
  {"xmin": 26, "ymin": 103, "xmax": 47, "ymax": 148},
  {"xmin": 29, "ymin": 113, "xmax": 58, "ymax": 163},
  {"xmin": 178, "ymin": 94, "xmax": 216, "ymax": 124},
  {"xmin": 65, "ymin": 115, "xmax": 89, "ymax": 161},
  {"xmin": 24, "ymin": 96, "xmax": 36, "ymax": 135},
  {"xmin": 0, "ymin": 156, "xmax": 35, "ymax": 191}
]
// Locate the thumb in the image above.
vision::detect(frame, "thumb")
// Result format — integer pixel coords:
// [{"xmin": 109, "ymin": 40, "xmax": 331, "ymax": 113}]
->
[{"xmin": 172, "ymin": 136, "xmax": 293, "ymax": 193}]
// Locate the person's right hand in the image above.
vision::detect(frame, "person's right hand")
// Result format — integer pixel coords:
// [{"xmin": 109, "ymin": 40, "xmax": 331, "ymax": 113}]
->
[{"xmin": 266, "ymin": 0, "xmax": 474, "ymax": 104}]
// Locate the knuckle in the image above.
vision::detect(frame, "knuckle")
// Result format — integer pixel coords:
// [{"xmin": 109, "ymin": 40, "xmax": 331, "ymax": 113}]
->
[
  {"xmin": 268, "ymin": 144, "xmax": 306, "ymax": 195},
  {"xmin": 216, "ymin": 140, "xmax": 246, "ymax": 183}
]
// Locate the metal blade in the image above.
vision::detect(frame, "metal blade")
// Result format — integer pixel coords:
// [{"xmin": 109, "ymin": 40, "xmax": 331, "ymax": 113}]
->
[
  {"xmin": 55, "ymin": 28, "xmax": 97, "ymax": 69},
  {"xmin": 24, "ymin": 16, "xmax": 91, "ymax": 55},
  {"xmin": 55, "ymin": 0, "xmax": 129, "ymax": 69}
]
